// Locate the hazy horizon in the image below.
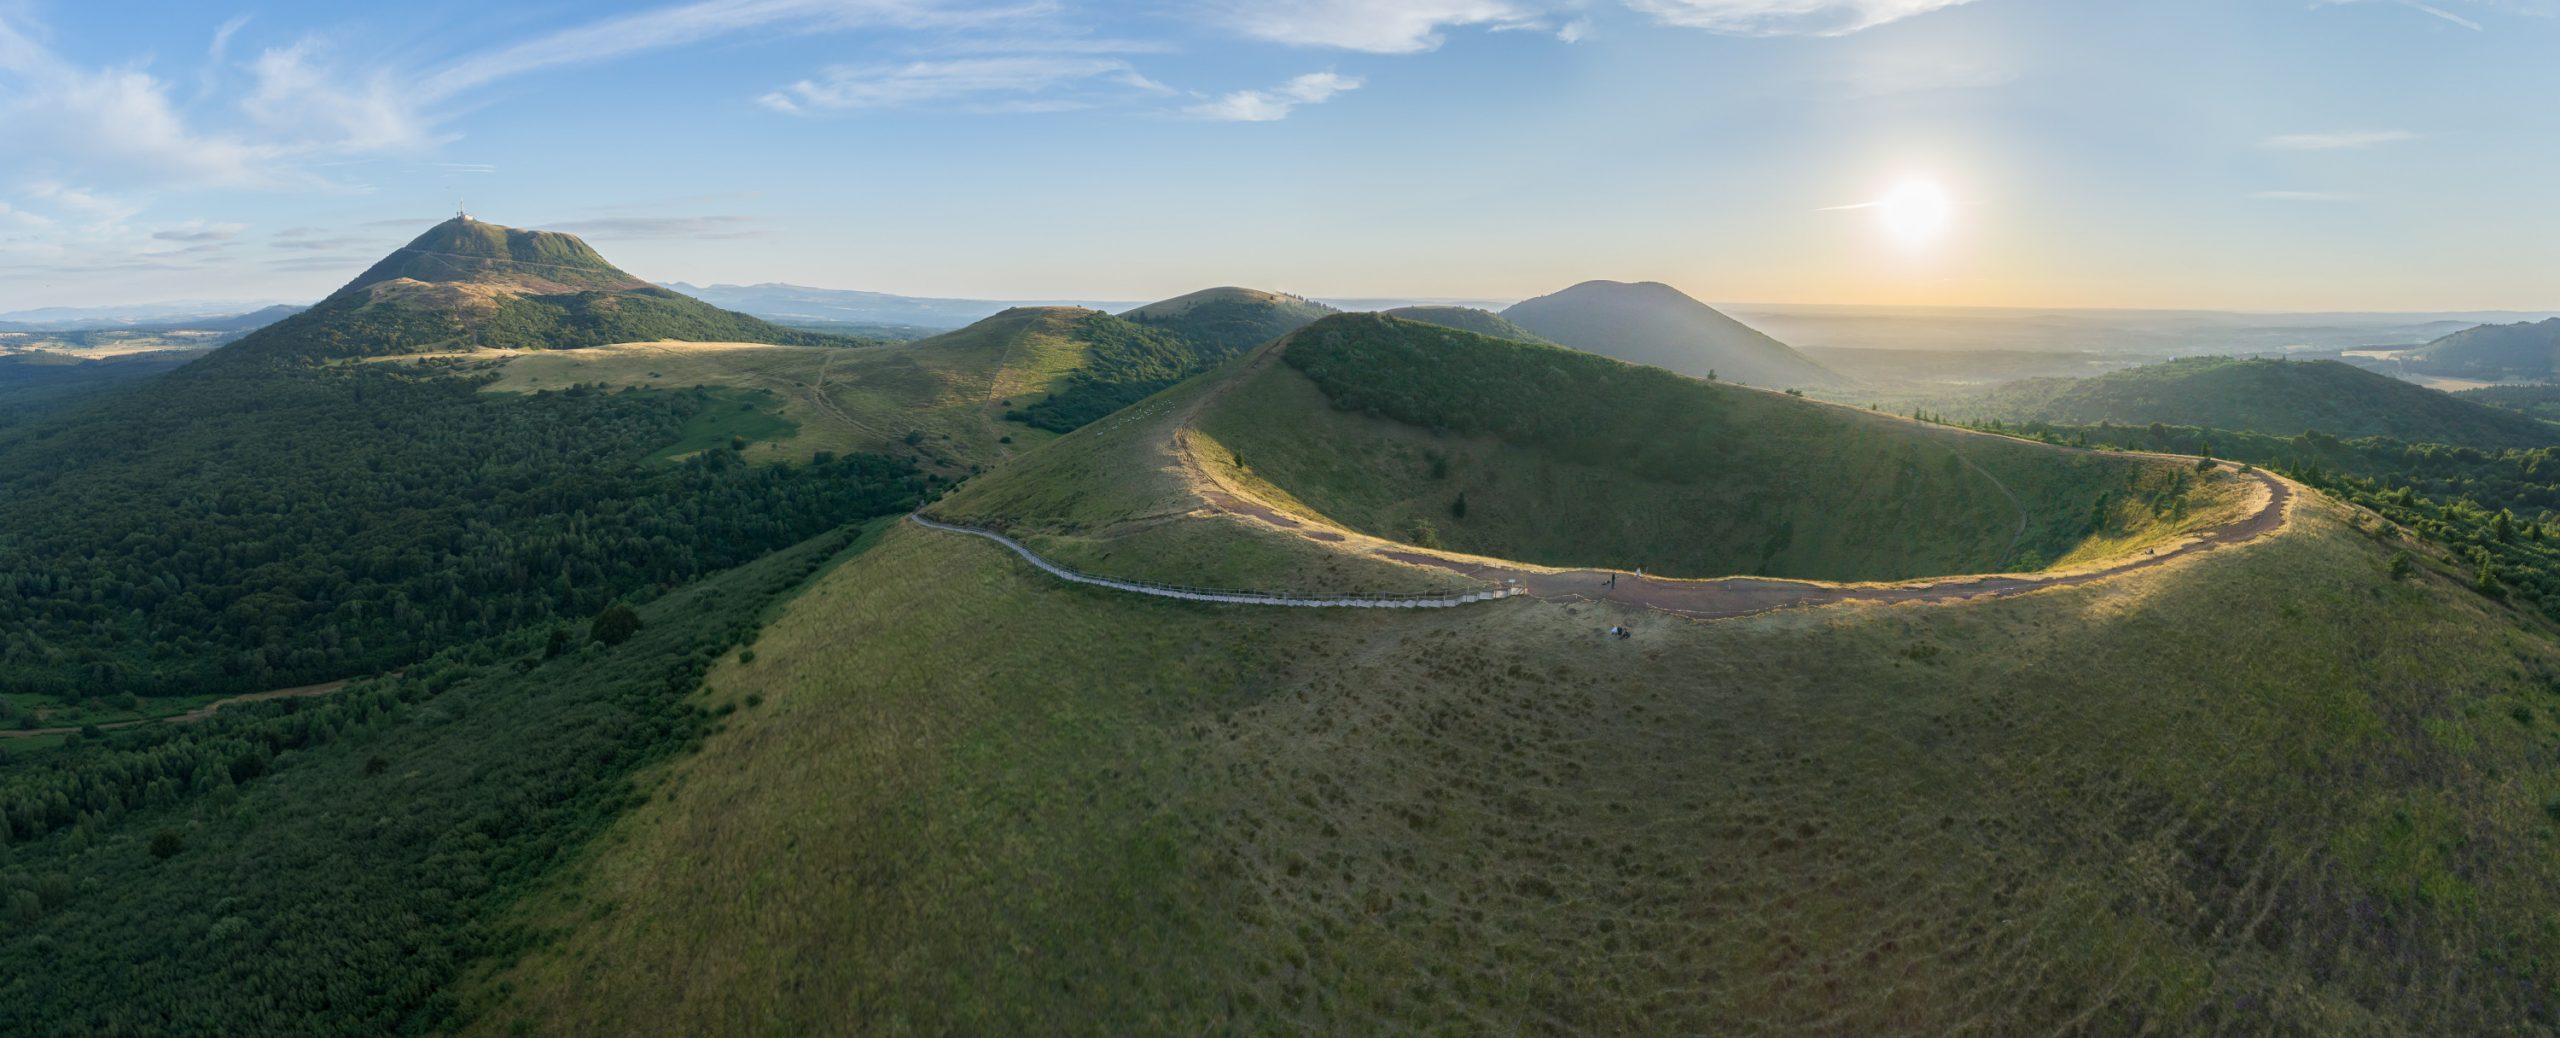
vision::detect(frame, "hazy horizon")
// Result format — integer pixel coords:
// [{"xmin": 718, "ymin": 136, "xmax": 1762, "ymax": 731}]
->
[{"xmin": 3, "ymin": 0, "xmax": 2555, "ymax": 312}]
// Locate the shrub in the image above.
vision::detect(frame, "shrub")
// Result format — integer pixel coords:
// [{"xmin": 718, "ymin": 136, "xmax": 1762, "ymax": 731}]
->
[
  {"xmin": 589, "ymin": 603, "xmax": 643, "ymax": 646},
  {"xmin": 149, "ymin": 830, "xmax": 185, "ymax": 860},
  {"xmin": 2388, "ymin": 551, "xmax": 2415, "ymax": 580},
  {"xmin": 1450, "ymin": 493, "xmax": 1469, "ymax": 520},
  {"xmin": 1406, "ymin": 518, "xmax": 1443, "ymax": 549}
]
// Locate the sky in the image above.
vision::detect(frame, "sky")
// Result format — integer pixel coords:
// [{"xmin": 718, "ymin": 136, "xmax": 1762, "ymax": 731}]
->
[{"xmin": 0, "ymin": 0, "xmax": 2554, "ymax": 312}]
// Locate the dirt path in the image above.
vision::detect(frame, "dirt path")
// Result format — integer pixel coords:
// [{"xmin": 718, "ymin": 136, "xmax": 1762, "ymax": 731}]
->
[
  {"xmin": 1160, "ymin": 339, "xmax": 2299, "ymax": 621},
  {"xmin": 1, "ymin": 678, "xmax": 357, "ymax": 739}
]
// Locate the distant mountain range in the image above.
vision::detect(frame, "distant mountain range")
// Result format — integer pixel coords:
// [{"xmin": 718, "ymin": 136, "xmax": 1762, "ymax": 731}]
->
[
  {"xmin": 0, "ymin": 303, "xmax": 304, "ymax": 334},
  {"xmin": 210, "ymin": 218, "xmax": 861, "ymax": 366},
  {"xmin": 663, "ymin": 282, "xmax": 1145, "ymax": 332},
  {"xmin": 1503, "ymin": 280, "xmax": 1841, "ymax": 388},
  {"xmin": 1733, "ymin": 304, "xmax": 2560, "ymax": 357},
  {"xmin": 2402, "ymin": 318, "xmax": 2560, "ymax": 381},
  {"xmin": 1957, "ymin": 356, "xmax": 2560, "ymax": 449}
]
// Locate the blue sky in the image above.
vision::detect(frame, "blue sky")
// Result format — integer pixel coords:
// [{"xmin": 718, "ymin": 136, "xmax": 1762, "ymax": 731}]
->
[{"xmin": 0, "ymin": 0, "xmax": 2553, "ymax": 311}]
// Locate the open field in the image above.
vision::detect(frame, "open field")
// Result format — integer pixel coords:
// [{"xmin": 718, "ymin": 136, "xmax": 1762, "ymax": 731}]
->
[{"xmin": 475, "ymin": 337, "xmax": 1061, "ymax": 471}]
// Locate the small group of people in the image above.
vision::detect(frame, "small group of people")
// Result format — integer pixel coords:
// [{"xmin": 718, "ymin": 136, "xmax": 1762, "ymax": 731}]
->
[
  {"xmin": 1601, "ymin": 567, "xmax": 1643, "ymax": 591},
  {"xmin": 1606, "ymin": 625, "xmax": 1634, "ymax": 640}
]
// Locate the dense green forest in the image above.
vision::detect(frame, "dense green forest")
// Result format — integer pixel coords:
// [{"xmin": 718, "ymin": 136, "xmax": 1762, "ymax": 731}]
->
[
  {"xmin": 0, "ymin": 351, "xmax": 204, "ymax": 423},
  {"xmin": 1948, "ymin": 356, "xmax": 2560, "ymax": 449},
  {"xmin": 1007, "ymin": 313, "xmax": 1219, "ymax": 432},
  {"xmin": 0, "ymin": 524, "xmax": 874, "ymax": 1034},
  {"xmin": 0, "ymin": 359, "xmax": 924, "ymax": 701},
  {"xmin": 210, "ymin": 288, "xmax": 862, "ymax": 366},
  {"xmin": 2461, "ymin": 384, "xmax": 2560, "ymax": 422}
]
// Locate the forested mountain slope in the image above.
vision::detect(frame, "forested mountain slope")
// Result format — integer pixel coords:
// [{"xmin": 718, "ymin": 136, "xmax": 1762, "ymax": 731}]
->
[
  {"xmin": 2404, "ymin": 318, "xmax": 2560, "ymax": 381},
  {"xmin": 210, "ymin": 218, "xmax": 863, "ymax": 366},
  {"xmin": 0, "ymin": 221, "xmax": 927, "ymax": 700},
  {"xmin": 1503, "ymin": 280, "xmax": 1840, "ymax": 388},
  {"xmin": 1957, "ymin": 356, "xmax": 2560, "ymax": 449}
]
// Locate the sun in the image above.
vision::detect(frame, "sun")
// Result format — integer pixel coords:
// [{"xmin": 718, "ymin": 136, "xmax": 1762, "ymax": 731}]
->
[{"xmin": 1874, "ymin": 178, "xmax": 1954, "ymax": 247}]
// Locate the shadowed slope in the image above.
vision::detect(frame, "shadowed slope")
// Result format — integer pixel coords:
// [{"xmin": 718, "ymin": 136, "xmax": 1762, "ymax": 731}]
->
[
  {"xmin": 1381, "ymin": 305, "xmax": 1550, "ymax": 343},
  {"xmin": 1963, "ymin": 356, "xmax": 2560, "ymax": 449},
  {"xmin": 1503, "ymin": 280, "xmax": 1839, "ymax": 388},
  {"xmin": 2405, "ymin": 318, "xmax": 2560, "ymax": 381}
]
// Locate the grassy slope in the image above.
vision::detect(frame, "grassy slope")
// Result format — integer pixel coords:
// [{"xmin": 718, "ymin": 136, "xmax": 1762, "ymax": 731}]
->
[
  {"xmin": 1122, "ymin": 287, "xmax": 1337, "ymax": 354},
  {"xmin": 928, "ymin": 363, "xmax": 1471, "ymax": 596},
  {"xmin": 1215, "ymin": 316, "xmax": 2234, "ymax": 580},
  {"xmin": 476, "ymin": 307, "xmax": 1131, "ymax": 473},
  {"xmin": 338, "ymin": 217, "xmax": 643, "ymax": 294},
  {"xmin": 1959, "ymin": 357, "xmax": 2560, "ymax": 449},
  {"xmin": 468, "ymin": 492, "xmax": 2560, "ymax": 1035}
]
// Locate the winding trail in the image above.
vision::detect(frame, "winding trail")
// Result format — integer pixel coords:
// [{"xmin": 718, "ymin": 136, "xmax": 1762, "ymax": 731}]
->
[
  {"xmin": 1, "ymin": 678, "xmax": 356, "ymax": 739},
  {"xmin": 909, "ymin": 514, "xmax": 1521, "ymax": 608},
  {"xmin": 924, "ymin": 338, "xmax": 2300, "ymax": 621}
]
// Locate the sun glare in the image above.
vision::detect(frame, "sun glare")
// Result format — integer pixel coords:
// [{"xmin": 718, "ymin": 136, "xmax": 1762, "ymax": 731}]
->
[{"xmin": 1875, "ymin": 178, "xmax": 1954, "ymax": 247}]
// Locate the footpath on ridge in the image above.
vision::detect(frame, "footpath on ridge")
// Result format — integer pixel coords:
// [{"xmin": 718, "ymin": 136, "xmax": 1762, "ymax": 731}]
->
[{"xmin": 921, "ymin": 339, "xmax": 2300, "ymax": 621}]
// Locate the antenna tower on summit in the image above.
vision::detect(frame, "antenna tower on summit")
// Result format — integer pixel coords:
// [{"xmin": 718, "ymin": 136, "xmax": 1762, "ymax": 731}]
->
[{"xmin": 456, "ymin": 200, "xmax": 470, "ymax": 222}]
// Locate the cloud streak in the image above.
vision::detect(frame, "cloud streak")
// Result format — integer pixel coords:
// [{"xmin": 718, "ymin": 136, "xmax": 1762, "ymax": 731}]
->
[
  {"xmin": 2261, "ymin": 129, "xmax": 2418, "ymax": 150},
  {"xmin": 759, "ymin": 56, "xmax": 1162, "ymax": 113},
  {"xmin": 1185, "ymin": 71, "xmax": 1363, "ymax": 122},
  {"xmin": 419, "ymin": 0, "xmax": 1035, "ymax": 101},
  {"xmin": 1217, "ymin": 1, "xmax": 1548, "ymax": 53},
  {"xmin": 1624, "ymin": 0, "xmax": 1981, "ymax": 35}
]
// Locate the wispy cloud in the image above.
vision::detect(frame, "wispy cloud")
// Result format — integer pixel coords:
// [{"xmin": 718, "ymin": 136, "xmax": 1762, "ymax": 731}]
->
[
  {"xmin": 1185, "ymin": 71, "xmax": 1363, "ymax": 122},
  {"xmin": 2323, "ymin": 0, "xmax": 2487, "ymax": 29},
  {"xmin": 152, "ymin": 222, "xmax": 247, "ymax": 242},
  {"xmin": 1623, "ymin": 0, "xmax": 1980, "ymax": 35},
  {"xmin": 0, "ymin": 1, "xmax": 1040, "ymax": 195},
  {"xmin": 758, "ymin": 56, "xmax": 1164, "ymax": 113},
  {"xmin": 2252, "ymin": 190, "xmax": 2360, "ymax": 202},
  {"xmin": 0, "ymin": 201, "xmax": 53, "ymax": 230},
  {"xmin": 2397, "ymin": 1, "xmax": 2487, "ymax": 28},
  {"xmin": 2260, "ymin": 129, "xmax": 2418, "ymax": 150},
  {"xmin": 418, "ymin": 0, "xmax": 1034, "ymax": 100},
  {"xmin": 0, "ymin": 17, "xmax": 301, "ymax": 190},
  {"xmin": 1214, "ymin": 0, "xmax": 1977, "ymax": 52},
  {"xmin": 1215, "ymin": 1, "xmax": 1548, "ymax": 53}
]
